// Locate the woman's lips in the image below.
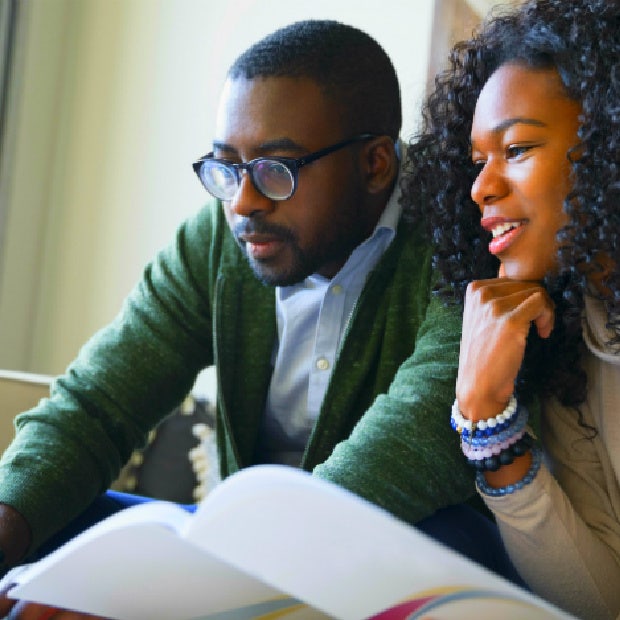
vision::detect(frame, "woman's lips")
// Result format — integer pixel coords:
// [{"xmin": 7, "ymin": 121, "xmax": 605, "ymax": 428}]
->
[{"xmin": 480, "ymin": 216, "xmax": 526, "ymax": 256}]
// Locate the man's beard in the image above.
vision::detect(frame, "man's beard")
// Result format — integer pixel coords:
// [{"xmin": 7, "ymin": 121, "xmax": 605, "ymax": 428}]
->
[
  {"xmin": 234, "ymin": 221, "xmax": 315, "ymax": 286},
  {"xmin": 233, "ymin": 217, "xmax": 362, "ymax": 287}
]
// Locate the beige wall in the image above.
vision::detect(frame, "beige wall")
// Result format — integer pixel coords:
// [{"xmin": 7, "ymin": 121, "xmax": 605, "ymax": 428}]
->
[{"xmin": 1, "ymin": 0, "xmax": 494, "ymax": 377}]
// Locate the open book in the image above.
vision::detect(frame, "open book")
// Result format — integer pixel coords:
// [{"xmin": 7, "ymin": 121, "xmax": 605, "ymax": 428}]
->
[{"xmin": 7, "ymin": 465, "xmax": 576, "ymax": 620}]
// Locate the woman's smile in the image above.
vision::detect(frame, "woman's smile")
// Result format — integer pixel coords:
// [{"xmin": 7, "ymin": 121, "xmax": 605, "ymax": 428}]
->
[{"xmin": 470, "ymin": 63, "xmax": 581, "ymax": 280}]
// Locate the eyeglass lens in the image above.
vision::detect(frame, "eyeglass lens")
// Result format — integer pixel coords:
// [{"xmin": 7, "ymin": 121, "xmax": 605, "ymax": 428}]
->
[
  {"xmin": 253, "ymin": 160, "xmax": 295, "ymax": 200},
  {"xmin": 200, "ymin": 162, "xmax": 238, "ymax": 200},
  {"xmin": 199, "ymin": 158, "xmax": 295, "ymax": 201}
]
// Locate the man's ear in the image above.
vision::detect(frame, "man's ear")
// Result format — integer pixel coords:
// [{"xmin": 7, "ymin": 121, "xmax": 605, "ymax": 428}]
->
[{"xmin": 362, "ymin": 135, "xmax": 399, "ymax": 194}]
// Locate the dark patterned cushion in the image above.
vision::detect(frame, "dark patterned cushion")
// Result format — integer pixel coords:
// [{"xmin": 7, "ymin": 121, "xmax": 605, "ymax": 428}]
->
[{"xmin": 112, "ymin": 396, "xmax": 220, "ymax": 503}]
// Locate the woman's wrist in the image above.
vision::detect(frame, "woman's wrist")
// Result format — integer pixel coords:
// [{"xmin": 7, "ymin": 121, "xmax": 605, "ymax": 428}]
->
[
  {"xmin": 452, "ymin": 393, "xmax": 541, "ymax": 494},
  {"xmin": 454, "ymin": 390, "xmax": 512, "ymax": 421},
  {"xmin": 476, "ymin": 446, "xmax": 542, "ymax": 497},
  {"xmin": 483, "ymin": 450, "xmax": 533, "ymax": 488},
  {"xmin": 451, "ymin": 394, "xmax": 518, "ymax": 437},
  {"xmin": 462, "ymin": 430, "xmax": 533, "ymax": 471}
]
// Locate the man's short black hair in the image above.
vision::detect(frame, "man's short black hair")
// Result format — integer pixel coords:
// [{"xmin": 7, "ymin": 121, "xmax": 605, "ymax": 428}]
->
[{"xmin": 228, "ymin": 20, "xmax": 401, "ymax": 140}]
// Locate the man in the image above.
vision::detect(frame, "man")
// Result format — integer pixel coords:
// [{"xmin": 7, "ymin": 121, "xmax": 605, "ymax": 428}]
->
[{"xmin": 0, "ymin": 20, "xmax": 481, "ymax": 618}]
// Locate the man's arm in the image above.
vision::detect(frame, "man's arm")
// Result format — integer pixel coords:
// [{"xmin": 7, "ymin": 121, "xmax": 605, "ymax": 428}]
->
[
  {"xmin": 0, "ymin": 203, "xmax": 221, "ymax": 556},
  {"xmin": 314, "ymin": 289, "xmax": 475, "ymax": 526}
]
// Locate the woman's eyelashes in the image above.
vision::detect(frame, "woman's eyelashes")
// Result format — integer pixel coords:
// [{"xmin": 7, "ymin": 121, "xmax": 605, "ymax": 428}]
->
[
  {"xmin": 505, "ymin": 143, "xmax": 540, "ymax": 160},
  {"xmin": 470, "ymin": 142, "xmax": 541, "ymax": 171}
]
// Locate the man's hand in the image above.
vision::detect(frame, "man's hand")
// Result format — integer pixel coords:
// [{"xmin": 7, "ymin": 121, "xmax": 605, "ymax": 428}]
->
[
  {"xmin": 0, "ymin": 585, "xmax": 107, "ymax": 619},
  {"xmin": 2, "ymin": 599, "xmax": 107, "ymax": 619},
  {"xmin": 0, "ymin": 503, "xmax": 105, "ymax": 620},
  {"xmin": 455, "ymin": 278, "xmax": 555, "ymax": 420}
]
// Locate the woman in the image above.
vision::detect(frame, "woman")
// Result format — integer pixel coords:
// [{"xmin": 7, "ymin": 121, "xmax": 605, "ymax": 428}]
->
[{"xmin": 403, "ymin": 1, "xmax": 620, "ymax": 618}]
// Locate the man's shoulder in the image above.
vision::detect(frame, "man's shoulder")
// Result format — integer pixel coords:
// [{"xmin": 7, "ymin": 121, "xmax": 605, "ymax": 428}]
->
[{"xmin": 385, "ymin": 216, "xmax": 433, "ymax": 276}]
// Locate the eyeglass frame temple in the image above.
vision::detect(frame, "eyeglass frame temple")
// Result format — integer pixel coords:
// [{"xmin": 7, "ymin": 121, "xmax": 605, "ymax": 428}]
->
[
  {"xmin": 192, "ymin": 133, "xmax": 377, "ymax": 175},
  {"xmin": 192, "ymin": 132, "xmax": 380, "ymax": 200},
  {"xmin": 291, "ymin": 133, "xmax": 378, "ymax": 168}
]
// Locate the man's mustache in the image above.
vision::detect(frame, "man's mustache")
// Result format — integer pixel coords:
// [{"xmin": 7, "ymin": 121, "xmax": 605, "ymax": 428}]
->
[{"xmin": 233, "ymin": 218, "xmax": 296, "ymax": 243}]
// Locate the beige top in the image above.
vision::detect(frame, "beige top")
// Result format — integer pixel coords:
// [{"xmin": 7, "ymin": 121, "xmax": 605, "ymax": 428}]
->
[{"xmin": 481, "ymin": 296, "xmax": 620, "ymax": 620}]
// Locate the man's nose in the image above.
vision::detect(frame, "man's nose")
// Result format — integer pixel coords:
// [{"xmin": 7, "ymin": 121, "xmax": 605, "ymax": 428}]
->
[{"xmin": 227, "ymin": 170, "xmax": 275, "ymax": 217}]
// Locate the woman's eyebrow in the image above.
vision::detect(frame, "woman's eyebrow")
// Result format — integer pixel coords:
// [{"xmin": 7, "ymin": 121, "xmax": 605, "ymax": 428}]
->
[{"xmin": 491, "ymin": 117, "xmax": 547, "ymax": 133}]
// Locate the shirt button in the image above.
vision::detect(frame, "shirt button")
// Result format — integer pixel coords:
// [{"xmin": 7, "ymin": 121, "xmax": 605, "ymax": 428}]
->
[
  {"xmin": 316, "ymin": 357, "xmax": 330, "ymax": 371},
  {"xmin": 331, "ymin": 284, "xmax": 343, "ymax": 295}
]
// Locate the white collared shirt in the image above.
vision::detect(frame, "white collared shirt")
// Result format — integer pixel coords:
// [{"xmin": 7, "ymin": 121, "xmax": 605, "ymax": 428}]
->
[{"xmin": 255, "ymin": 177, "xmax": 402, "ymax": 466}]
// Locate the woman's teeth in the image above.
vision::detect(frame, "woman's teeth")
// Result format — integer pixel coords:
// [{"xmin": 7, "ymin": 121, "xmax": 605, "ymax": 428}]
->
[{"xmin": 492, "ymin": 222, "xmax": 521, "ymax": 238}]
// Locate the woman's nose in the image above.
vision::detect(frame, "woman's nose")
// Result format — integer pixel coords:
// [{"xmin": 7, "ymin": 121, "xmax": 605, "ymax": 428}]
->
[{"xmin": 470, "ymin": 160, "xmax": 509, "ymax": 207}]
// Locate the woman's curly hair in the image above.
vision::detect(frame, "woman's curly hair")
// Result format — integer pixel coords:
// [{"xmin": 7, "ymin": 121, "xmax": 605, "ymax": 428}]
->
[{"xmin": 403, "ymin": 0, "xmax": 620, "ymax": 408}]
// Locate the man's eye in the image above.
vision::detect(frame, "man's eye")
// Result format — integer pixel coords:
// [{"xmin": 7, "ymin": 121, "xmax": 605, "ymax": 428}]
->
[{"xmin": 265, "ymin": 162, "xmax": 290, "ymax": 176}]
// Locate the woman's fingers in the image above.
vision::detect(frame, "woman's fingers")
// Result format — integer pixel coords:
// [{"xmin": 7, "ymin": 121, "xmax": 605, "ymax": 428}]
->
[
  {"xmin": 457, "ymin": 279, "xmax": 554, "ymax": 419},
  {"xmin": 517, "ymin": 289, "xmax": 555, "ymax": 338}
]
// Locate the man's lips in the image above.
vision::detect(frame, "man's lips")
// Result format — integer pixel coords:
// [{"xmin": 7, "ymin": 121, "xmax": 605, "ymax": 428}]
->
[
  {"xmin": 234, "ymin": 218, "xmax": 295, "ymax": 262},
  {"xmin": 240, "ymin": 233, "xmax": 286, "ymax": 260},
  {"xmin": 480, "ymin": 216, "xmax": 526, "ymax": 256}
]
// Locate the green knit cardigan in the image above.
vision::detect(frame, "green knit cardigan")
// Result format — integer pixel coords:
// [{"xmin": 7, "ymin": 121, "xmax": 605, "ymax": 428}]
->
[{"xmin": 0, "ymin": 201, "xmax": 474, "ymax": 553}]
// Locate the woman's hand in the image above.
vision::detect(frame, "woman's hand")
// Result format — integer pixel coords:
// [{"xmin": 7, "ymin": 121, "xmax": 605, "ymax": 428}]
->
[{"xmin": 456, "ymin": 278, "xmax": 555, "ymax": 420}]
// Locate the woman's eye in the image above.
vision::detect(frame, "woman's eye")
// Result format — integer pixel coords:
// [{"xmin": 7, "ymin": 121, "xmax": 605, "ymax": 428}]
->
[{"xmin": 506, "ymin": 144, "xmax": 534, "ymax": 159}]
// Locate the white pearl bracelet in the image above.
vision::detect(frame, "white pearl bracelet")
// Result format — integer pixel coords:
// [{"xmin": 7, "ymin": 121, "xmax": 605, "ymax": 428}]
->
[{"xmin": 451, "ymin": 394, "xmax": 518, "ymax": 433}]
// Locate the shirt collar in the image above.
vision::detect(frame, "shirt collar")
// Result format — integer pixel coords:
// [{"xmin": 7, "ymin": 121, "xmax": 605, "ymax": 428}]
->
[
  {"xmin": 277, "ymin": 155, "xmax": 403, "ymax": 297},
  {"xmin": 375, "ymin": 166, "xmax": 402, "ymax": 235}
]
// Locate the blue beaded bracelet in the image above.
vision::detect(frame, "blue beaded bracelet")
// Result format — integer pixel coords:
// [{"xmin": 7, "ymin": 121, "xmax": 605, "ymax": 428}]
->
[
  {"xmin": 458, "ymin": 407, "xmax": 529, "ymax": 448},
  {"xmin": 476, "ymin": 445, "xmax": 542, "ymax": 497}
]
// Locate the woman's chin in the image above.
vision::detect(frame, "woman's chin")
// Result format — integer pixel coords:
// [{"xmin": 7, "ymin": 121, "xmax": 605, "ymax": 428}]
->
[{"xmin": 499, "ymin": 262, "xmax": 547, "ymax": 282}]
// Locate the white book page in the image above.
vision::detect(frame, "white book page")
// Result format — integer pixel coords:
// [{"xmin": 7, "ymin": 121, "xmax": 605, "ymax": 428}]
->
[
  {"xmin": 184, "ymin": 466, "xmax": 577, "ymax": 620},
  {"xmin": 9, "ymin": 501, "xmax": 285, "ymax": 620},
  {"xmin": 8, "ymin": 466, "xmax": 576, "ymax": 620}
]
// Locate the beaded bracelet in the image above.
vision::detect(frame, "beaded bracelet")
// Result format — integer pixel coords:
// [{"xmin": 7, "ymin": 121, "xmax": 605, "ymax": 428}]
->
[
  {"xmin": 451, "ymin": 394, "xmax": 518, "ymax": 436},
  {"xmin": 457, "ymin": 406, "xmax": 529, "ymax": 448},
  {"xmin": 476, "ymin": 444, "xmax": 542, "ymax": 496},
  {"xmin": 465, "ymin": 433, "xmax": 534, "ymax": 471},
  {"xmin": 461, "ymin": 428, "xmax": 526, "ymax": 460}
]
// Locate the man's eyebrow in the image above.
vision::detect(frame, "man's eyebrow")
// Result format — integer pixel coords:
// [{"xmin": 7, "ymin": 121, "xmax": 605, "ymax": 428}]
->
[
  {"xmin": 491, "ymin": 117, "xmax": 547, "ymax": 133},
  {"xmin": 257, "ymin": 138, "xmax": 306, "ymax": 153},
  {"xmin": 212, "ymin": 140, "xmax": 236, "ymax": 154},
  {"xmin": 212, "ymin": 138, "xmax": 306, "ymax": 155}
]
